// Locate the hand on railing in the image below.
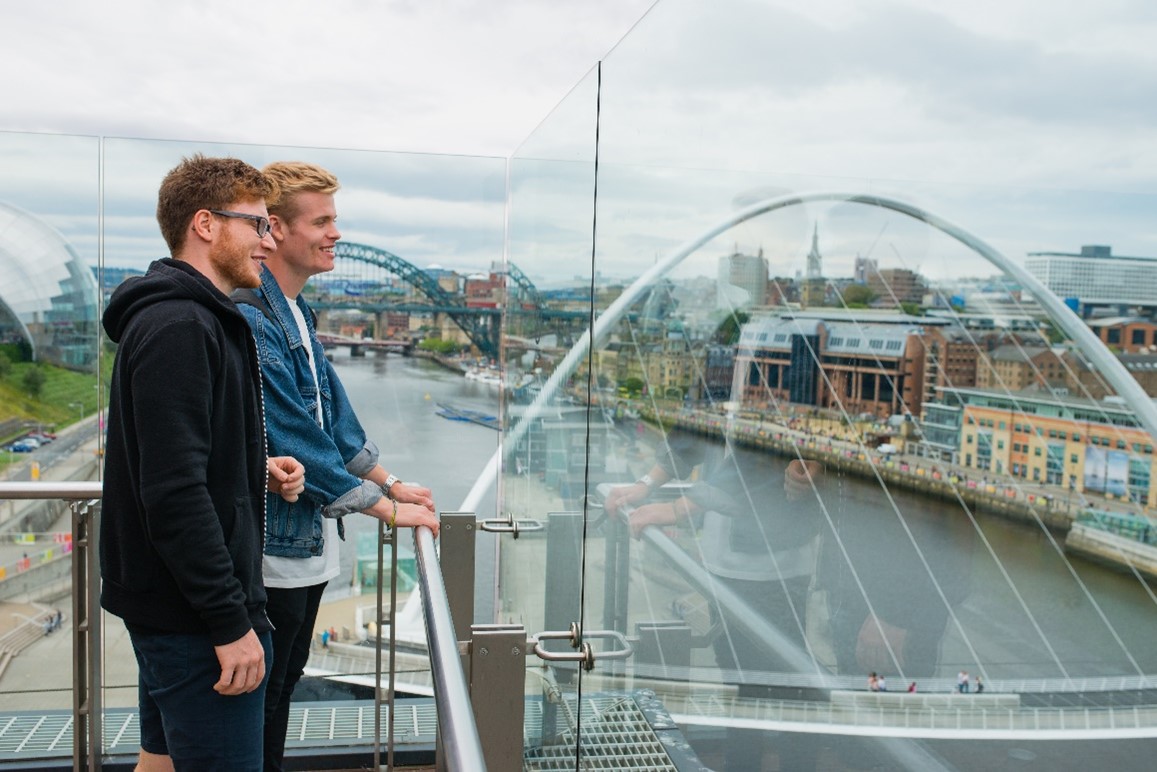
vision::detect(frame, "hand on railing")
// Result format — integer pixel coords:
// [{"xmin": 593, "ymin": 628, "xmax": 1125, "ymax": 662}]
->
[{"xmin": 369, "ymin": 497, "xmax": 441, "ymax": 536}]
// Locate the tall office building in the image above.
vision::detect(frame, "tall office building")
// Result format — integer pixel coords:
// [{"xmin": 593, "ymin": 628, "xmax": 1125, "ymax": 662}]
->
[
  {"xmin": 1025, "ymin": 245, "xmax": 1157, "ymax": 312},
  {"xmin": 853, "ymin": 254, "xmax": 878, "ymax": 283},
  {"xmin": 717, "ymin": 247, "xmax": 769, "ymax": 309},
  {"xmin": 868, "ymin": 267, "xmax": 927, "ymax": 306}
]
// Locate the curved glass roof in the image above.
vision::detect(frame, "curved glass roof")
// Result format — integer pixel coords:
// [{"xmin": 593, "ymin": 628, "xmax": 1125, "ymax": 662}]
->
[{"xmin": 0, "ymin": 200, "xmax": 99, "ymax": 369}]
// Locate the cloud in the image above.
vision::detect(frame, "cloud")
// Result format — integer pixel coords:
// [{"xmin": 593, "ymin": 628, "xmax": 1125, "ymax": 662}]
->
[
  {"xmin": 4, "ymin": 0, "xmax": 1157, "ymax": 295},
  {"xmin": 0, "ymin": 0, "xmax": 657, "ymax": 157}
]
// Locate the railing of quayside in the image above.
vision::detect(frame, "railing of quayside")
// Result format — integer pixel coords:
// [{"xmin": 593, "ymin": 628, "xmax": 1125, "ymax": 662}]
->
[
  {"xmin": 0, "ymin": 482, "xmax": 486, "ymax": 772},
  {"xmin": 669, "ymin": 693, "xmax": 1157, "ymax": 737}
]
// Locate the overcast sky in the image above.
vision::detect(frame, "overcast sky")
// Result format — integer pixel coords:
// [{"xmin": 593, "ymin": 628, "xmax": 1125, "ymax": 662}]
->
[
  {"xmin": 2, "ymin": 0, "xmax": 1156, "ymax": 287},
  {"xmin": 0, "ymin": 0, "xmax": 656, "ymax": 156}
]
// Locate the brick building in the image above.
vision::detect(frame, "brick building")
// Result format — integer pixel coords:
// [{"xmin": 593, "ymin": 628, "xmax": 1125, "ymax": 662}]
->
[
  {"xmin": 1087, "ymin": 316, "xmax": 1157, "ymax": 353},
  {"xmin": 735, "ymin": 314, "xmax": 930, "ymax": 419}
]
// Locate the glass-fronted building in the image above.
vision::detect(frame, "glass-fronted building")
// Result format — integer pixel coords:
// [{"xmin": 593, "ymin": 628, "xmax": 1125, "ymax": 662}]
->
[{"xmin": 0, "ymin": 201, "xmax": 99, "ymax": 370}]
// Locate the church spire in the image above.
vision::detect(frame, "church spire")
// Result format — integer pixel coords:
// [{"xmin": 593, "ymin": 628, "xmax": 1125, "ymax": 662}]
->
[{"xmin": 806, "ymin": 222, "xmax": 823, "ymax": 278}]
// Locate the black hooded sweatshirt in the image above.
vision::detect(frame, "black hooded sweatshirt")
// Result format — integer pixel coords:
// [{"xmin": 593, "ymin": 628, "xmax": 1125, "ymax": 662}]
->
[{"xmin": 101, "ymin": 258, "xmax": 271, "ymax": 645}]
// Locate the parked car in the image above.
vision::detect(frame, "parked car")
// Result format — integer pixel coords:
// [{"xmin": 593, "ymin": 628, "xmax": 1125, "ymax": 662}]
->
[
  {"xmin": 8, "ymin": 439, "xmax": 39, "ymax": 453},
  {"xmin": 27, "ymin": 432, "xmax": 54, "ymax": 443}
]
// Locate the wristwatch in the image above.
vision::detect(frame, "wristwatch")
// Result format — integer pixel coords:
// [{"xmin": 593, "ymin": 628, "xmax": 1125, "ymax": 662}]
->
[
  {"xmin": 636, "ymin": 473, "xmax": 655, "ymax": 489},
  {"xmin": 383, "ymin": 473, "xmax": 400, "ymax": 498}
]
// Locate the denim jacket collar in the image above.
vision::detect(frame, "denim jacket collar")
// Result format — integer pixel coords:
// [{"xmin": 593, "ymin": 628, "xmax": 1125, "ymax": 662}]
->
[{"xmin": 259, "ymin": 266, "xmax": 310, "ymax": 352}]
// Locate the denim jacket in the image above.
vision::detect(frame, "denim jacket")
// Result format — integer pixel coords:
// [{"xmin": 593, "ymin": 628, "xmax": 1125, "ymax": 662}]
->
[{"xmin": 236, "ymin": 267, "xmax": 385, "ymax": 558}]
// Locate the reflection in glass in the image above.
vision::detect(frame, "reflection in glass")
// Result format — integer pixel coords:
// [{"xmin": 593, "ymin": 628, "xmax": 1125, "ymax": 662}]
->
[
  {"xmin": 500, "ymin": 6, "xmax": 1157, "ymax": 755},
  {"xmin": 501, "ymin": 175, "xmax": 1157, "ymax": 766},
  {"xmin": 547, "ymin": 1, "xmax": 1157, "ymax": 764}
]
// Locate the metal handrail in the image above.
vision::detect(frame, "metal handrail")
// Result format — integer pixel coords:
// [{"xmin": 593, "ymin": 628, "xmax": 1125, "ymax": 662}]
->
[
  {"xmin": 413, "ymin": 525, "xmax": 488, "ymax": 771},
  {"xmin": 1, "ymin": 480, "xmax": 104, "ymax": 772},
  {"xmin": 1, "ymin": 482, "xmax": 489, "ymax": 771},
  {"xmin": 0, "ymin": 481, "xmax": 103, "ymax": 499}
]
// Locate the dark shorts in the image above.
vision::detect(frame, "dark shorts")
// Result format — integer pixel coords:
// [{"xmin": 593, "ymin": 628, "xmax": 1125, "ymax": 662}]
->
[{"xmin": 128, "ymin": 626, "xmax": 273, "ymax": 772}]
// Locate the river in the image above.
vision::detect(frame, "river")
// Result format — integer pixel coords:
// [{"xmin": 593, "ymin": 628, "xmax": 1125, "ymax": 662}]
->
[
  {"xmin": 326, "ymin": 352, "xmax": 500, "ymax": 617},
  {"xmin": 333, "ymin": 353, "xmax": 1157, "ymax": 681}
]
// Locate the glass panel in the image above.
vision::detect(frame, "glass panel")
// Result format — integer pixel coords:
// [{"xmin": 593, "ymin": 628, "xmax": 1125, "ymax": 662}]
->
[
  {"xmin": 0, "ymin": 131, "xmax": 101, "ymax": 764},
  {"xmin": 94, "ymin": 137, "xmax": 505, "ymax": 762},
  {"xmin": 502, "ymin": 1, "xmax": 1157, "ymax": 769},
  {"xmin": 502, "ymin": 65, "xmax": 601, "ymax": 757}
]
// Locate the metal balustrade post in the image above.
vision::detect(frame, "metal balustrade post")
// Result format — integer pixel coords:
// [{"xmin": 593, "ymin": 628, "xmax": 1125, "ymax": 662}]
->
[
  {"xmin": 71, "ymin": 498, "xmax": 101, "ymax": 772},
  {"xmin": 469, "ymin": 624, "xmax": 527, "ymax": 772},
  {"xmin": 542, "ymin": 511, "xmax": 582, "ymax": 743},
  {"xmin": 601, "ymin": 503, "xmax": 630, "ymax": 635},
  {"xmin": 543, "ymin": 512, "xmax": 582, "ymax": 666},
  {"xmin": 373, "ymin": 520, "xmax": 400, "ymax": 771},
  {"xmin": 437, "ymin": 512, "xmax": 476, "ymax": 772},
  {"xmin": 601, "ymin": 510, "xmax": 631, "ymax": 677},
  {"xmin": 439, "ymin": 513, "xmax": 477, "ymax": 644}
]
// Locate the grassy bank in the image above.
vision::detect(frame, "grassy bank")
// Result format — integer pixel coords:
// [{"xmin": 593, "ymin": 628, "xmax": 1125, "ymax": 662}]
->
[{"xmin": 0, "ymin": 347, "xmax": 111, "ymax": 443}]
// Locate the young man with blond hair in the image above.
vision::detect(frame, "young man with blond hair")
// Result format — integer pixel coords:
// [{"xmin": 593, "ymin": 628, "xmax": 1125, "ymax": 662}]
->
[{"xmin": 234, "ymin": 160, "xmax": 439, "ymax": 770}]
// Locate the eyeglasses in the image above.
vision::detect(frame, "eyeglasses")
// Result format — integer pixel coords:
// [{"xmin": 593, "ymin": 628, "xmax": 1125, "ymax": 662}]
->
[{"xmin": 208, "ymin": 209, "xmax": 272, "ymax": 238}]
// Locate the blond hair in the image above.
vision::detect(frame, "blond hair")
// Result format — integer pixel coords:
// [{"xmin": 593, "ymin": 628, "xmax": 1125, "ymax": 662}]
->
[{"xmin": 262, "ymin": 162, "xmax": 340, "ymax": 221}]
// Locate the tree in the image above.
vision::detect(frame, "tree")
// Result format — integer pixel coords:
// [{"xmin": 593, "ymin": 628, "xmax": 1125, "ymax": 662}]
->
[
  {"xmin": 418, "ymin": 338, "xmax": 458, "ymax": 355},
  {"xmin": 1041, "ymin": 319, "xmax": 1065, "ymax": 345},
  {"xmin": 0, "ymin": 351, "xmax": 10, "ymax": 378},
  {"xmin": 621, "ymin": 376, "xmax": 645, "ymax": 396},
  {"xmin": 23, "ymin": 367, "xmax": 46, "ymax": 399},
  {"xmin": 840, "ymin": 284, "xmax": 876, "ymax": 307},
  {"xmin": 714, "ymin": 311, "xmax": 750, "ymax": 345}
]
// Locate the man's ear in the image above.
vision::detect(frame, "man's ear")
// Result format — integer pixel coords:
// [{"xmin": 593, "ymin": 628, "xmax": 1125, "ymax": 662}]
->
[
  {"xmin": 190, "ymin": 209, "xmax": 215, "ymax": 243},
  {"xmin": 268, "ymin": 214, "xmax": 287, "ymax": 243}
]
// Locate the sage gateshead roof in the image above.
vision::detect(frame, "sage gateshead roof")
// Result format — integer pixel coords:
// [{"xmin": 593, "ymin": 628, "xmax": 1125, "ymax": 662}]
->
[{"xmin": 0, "ymin": 201, "xmax": 99, "ymax": 370}]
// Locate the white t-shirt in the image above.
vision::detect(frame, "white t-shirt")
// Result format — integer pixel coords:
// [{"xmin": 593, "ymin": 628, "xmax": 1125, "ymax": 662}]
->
[{"xmin": 264, "ymin": 299, "xmax": 340, "ymax": 589}]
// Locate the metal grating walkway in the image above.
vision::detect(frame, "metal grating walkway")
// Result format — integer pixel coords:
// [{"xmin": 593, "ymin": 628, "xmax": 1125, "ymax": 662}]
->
[
  {"xmin": 523, "ymin": 691, "xmax": 706, "ymax": 771},
  {"xmin": 0, "ymin": 700, "xmax": 440, "ymax": 762},
  {"xmin": 0, "ymin": 692, "xmax": 705, "ymax": 769}
]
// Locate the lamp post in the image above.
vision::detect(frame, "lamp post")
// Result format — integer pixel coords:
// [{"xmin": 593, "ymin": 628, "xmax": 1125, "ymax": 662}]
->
[{"xmin": 68, "ymin": 401, "xmax": 84, "ymax": 425}]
